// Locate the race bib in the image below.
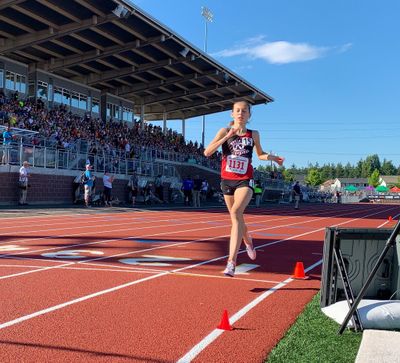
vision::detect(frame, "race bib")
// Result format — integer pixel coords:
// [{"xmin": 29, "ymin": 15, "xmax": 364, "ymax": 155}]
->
[{"xmin": 225, "ymin": 155, "xmax": 248, "ymax": 174}]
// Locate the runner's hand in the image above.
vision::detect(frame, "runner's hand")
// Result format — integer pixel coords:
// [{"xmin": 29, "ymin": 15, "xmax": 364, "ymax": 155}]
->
[
  {"xmin": 226, "ymin": 127, "xmax": 238, "ymax": 138},
  {"xmin": 272, "ymin": 155, "xmax": 285, "ymax": 166}
]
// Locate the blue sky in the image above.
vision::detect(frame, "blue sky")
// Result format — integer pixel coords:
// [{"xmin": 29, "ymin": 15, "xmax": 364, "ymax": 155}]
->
[{"xmin": 131, "ymin": 0, "xmax": 400, "ymax": 168}]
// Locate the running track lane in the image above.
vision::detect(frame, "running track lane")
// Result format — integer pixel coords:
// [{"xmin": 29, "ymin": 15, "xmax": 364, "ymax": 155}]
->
[{"xmin": 0, "ymin": 204, "xmax": 398, "ymax": 362}]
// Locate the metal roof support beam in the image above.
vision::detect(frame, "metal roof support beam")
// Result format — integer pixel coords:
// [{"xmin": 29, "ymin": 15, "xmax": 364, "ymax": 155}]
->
[
  {"xmin": 74, "ymin": 0, "xmax": 106, "ymax": 17},
  {"xmin": 45, "ymin": 35, "xmax": 167, "ymax": 72},
  {"xmin": 182, "ymin": 118, "xmax": 186, "ymax": 139},
  {"xmin": 163, "ymin": 111, "xmax": 167, "ymax": 134},
  {"xmin": 163, "ymin": 91, "xmax": 254, "ymax": 113},
  {"xmin": 140, "ymin": 103, "xmax": 145, "ymax": 130},
  {"xmin": 0, "ymin": 0, "xmax": 25, "ymax": 11},
  {"xmin": 117, "ymin": 70, "xmax": 219, "ymax": 96},
  {"xmin": 1, "ymin": 14, "xmax": 114, "ymax": 54},
  {"xmin": 141, "ymin": 81, "xmax": 237, "ymax": 106},
  {"xmin": 12, "ymin": 4, "xmax": 60, "ymax": 29},
  {"xmin": 141, "ymin": 104, "xmax": 226, "ymax": 121},
  {"xmin": 84, "ymin": 55, "xmax": 191, "ymax": 85},
  {"xmin": 36, "ymin": 0, "xmax": 80, "ymax": 23}
]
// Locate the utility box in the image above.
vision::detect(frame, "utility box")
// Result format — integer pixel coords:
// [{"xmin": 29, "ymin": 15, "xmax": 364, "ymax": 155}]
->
[{"xmin": 320, "ymin": 227, "xmax": 400, "ymax": 307}]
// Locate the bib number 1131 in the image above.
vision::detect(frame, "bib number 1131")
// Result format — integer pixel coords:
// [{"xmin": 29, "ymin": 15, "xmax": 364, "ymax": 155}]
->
[{"xmin": 226, "ymin": 155, "xmax": 248, "ymax": 174}]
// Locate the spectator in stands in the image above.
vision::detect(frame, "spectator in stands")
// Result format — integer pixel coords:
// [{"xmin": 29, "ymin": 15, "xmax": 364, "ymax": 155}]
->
[
  {"xmin": 83, "ymin": 164, "xmax": 95, "ymax": 208},
  {"xmin": 2, "ymin": 125, "xmax": 14, "ymax": 164},
  {"xmin": 128, "ymin": 173, "xmax": 138, "ymax": 207},
  {"xmin": 0, "ymin": 94, "xmax": 221, "ymax": 175},
  {"xmin": 292, "ymin": 181, "xmax": 301, "ymax": 209},
  {"xmin": 18, "ymin": 161, "xmax": 30, "ymax": 205},
  {"xmin": 204, "ymin": 100, "xmax": 284, "ymax": 277},
  {"xmin": 193, "ymin": 175, "xmax": 202, "ymax": 208},
  {"xmin": 181, "ymin": 175, "xmax": 194, "ymax": 206},
  {"xmin": 103, "ymin": 170, "xmax": 115, "ymax": 207}
]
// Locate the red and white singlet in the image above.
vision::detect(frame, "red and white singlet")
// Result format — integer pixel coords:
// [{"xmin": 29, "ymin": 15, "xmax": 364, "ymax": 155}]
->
[{"xmin": 221, "ymin": 129, "xmax": 254, "ymax": 180}]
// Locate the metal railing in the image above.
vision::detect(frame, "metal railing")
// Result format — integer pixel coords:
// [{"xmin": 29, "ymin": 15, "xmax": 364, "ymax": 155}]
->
[{"xmin": 0, "ymin": 141, "xmax": 178, "ymax": 178}]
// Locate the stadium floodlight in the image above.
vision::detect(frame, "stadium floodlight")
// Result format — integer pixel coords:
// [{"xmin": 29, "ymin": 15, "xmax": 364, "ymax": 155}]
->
[
  {"xmin": 201, "ymin": 6, "xmax": 213, "ymax": 53},
  {"xmin": 200, "ymin": 6, "xmax": 213, "ymax": 147},
  {"xmin": 112, "ymin": 4, "xmax": 130, "ymax": 18},
  {"xmin": 201, "ymin": 6, "xmax": 213, "ymax": 23}
]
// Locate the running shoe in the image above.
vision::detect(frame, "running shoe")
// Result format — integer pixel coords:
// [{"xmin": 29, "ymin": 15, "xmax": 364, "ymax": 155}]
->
[
  {"xmin": 246, "ymin": 244, "xmax": 257, "ymax": 260},
  {"xmin": 223, "ymin": 261, "xmax": 235, "ymax": 277}
]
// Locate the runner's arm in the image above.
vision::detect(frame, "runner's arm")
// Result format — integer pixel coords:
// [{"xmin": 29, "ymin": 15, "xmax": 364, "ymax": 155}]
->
[
  {"xmin": 253, "ymin": 130, "xmax": 284, "ymax": 165},
  {"xmin": 204, "ymin": 127, "xmax": 233, "ymax": 157}
]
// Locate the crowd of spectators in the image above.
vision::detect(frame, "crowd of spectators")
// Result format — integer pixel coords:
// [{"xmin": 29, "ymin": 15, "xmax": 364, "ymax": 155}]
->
[{"xmin": 0, "ymin": 91, "xmax": 221, "ymax": 170}]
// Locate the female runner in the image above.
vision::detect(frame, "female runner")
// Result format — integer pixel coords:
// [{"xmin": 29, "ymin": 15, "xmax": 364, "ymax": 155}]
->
[{"xmin": 204, "ymin": 100, "xmax": 284, "ymax": 276}]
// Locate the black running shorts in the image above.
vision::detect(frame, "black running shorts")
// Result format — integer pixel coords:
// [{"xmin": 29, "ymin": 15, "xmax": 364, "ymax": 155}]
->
[{"xmin": 220, "ymin": 179, "xmax": 254, "ymax": 196}]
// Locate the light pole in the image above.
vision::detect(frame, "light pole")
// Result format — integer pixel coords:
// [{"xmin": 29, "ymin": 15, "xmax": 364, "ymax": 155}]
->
[{"xmin": 201, "ymin": 6, "xmax": 213, "ymax": 147}]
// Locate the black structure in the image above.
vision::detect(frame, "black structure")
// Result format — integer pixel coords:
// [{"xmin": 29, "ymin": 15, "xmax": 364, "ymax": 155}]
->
[
  {"xmin": 320, "ymin": 224, "xmax": 400, "ymax": 333},
  {"xmin": 338, "ymin": 221, "xmax": 400, "ymax": 334}
]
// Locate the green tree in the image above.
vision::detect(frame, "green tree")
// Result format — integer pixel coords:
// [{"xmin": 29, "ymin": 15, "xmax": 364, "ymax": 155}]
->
[
  {"xmin": 305, "ymin": 168, "xmax": 323, "ymax": 187},
  {"xmin": 335, "ymin": 163, "xmax": 345, "ymax": 178},
  {"xmin": 362, "ymin": 154, "xmax": 381, "ymax": 177},
  {"xmin": 368, "ymin": 169, "xmax": 380, "ymax": 187},
  {"xmin": 320, "ymin": 163, "xmax": 335, "ymax": 181},
  {"xmin": 355, "ymin": 159, "xmax": 363, "ymax": 178},
  {"xmin": 381, "ymin": 159, "xmax": 396, "ymax": 176},
  {"xmin": 282, "ymin": 169, "xmax": 295, "ymax": 182},
  {"xmin": 344, "ymin": 162, "xmax": 356, "ymax": 178}
]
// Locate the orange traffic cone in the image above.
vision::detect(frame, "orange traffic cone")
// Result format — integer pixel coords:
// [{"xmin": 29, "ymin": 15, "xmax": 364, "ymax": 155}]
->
[
  {"xmin": 217, "ymin": 309, "xmax": 232, "ymax": 331},
  {"xmin": 293, "ymin": 261, "xmax": 309, "ymax": 280},
  {"xmin": 388, "ymin": 216, "xmax": 393, "ymax": 221}
]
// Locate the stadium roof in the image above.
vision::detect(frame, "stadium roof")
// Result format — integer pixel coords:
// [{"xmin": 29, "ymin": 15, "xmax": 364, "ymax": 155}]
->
[{"xmin": 0, "ymin": 0, "xmax": 274, "ymax": 121}]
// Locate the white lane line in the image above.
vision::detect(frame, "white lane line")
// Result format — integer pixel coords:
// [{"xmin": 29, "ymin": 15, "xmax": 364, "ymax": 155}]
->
[
  {"xmin": 177, "ymin": 260, "xmax": 322, "ymax": 363},
  {"xmin": 0, "ymin": 204, "xmax": 394, "ymax": 280},
  {"xmin": 0, "ymin": 204, "xmax": 367, "ymax": 263},
  {"xmin": 0, "ymin": 206, "xmax": 393, "ymax": 331},
  {"xmin": 0, "ymin": 262, "xmax": 75, "ymax": 280},
  {"xmin": 171, "ymin": 271, "xmax": 281, "ymax": 284},
  {"xmin": 0, "ymin": 203, "xmax": 380, "ymax": 246},
  {"xmin": 0, "ymin": 264, "xmax": 280, "ymax": 282},
  {"xmin": 80, "ymin": 204, "xmax": 394, "ymax": 265},
  {"xmin": 0, "ymin": 272, "xmax": 167, "ymax": 330},
  {"xmin": 176, "ymin": 209, "xmax": 395, "ymax": 362},
  {"xmin": 377, "ymin": 212, "xmax": 400, "ymax": 228},
  {"xmin": 234, "ymin": 264, "xmax": 259, "ymax": 275}
]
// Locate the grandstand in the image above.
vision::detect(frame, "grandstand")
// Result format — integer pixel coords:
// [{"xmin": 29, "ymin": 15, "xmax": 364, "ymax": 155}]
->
[{"xmin": 0, "ymin": 0, "xmax": 282, "ymax": 205}]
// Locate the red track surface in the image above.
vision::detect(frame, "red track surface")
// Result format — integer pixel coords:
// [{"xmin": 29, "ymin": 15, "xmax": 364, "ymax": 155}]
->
[{"xmin": 0, "ymin": 203, "xmax": 399, "ymax": 362}]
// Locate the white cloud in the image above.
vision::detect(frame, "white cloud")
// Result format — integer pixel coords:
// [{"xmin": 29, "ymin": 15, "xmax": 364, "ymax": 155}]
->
[
  {"xmin": 337, "ymin": 43, "xmax": 353, "ymax": 53},
  {"xmin": 212, "ymin": 37, "xmax": 352, "ymax": 64}
]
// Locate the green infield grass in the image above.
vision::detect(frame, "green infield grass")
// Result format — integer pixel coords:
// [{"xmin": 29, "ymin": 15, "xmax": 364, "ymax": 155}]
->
[{"xmin": 266, "ymin": 292, "xmax": 362, "ymax": 363}]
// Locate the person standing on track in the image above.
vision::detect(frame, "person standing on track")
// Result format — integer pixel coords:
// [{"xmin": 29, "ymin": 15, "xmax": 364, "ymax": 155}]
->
[
  {"xmin": 128, "ymin": 172, "xmax": 139, "ymax": 207},
  {"xmin": 292, "ymin": 181, "xmax": 301, "ymax": 209},
  {"xmin": 18, "ymin": 160, "xmax": 30, "ymax": 205},
  {"xmin": 103, "ymin": 169, "xmax": 115, "ymax": 207},
  {"xmin": 204, "ymin": 100, "xmax": 284, "ymax": 277},
  {"xmin": 83, "ymin": 164, "xmax": 95, "ymax": 208}
]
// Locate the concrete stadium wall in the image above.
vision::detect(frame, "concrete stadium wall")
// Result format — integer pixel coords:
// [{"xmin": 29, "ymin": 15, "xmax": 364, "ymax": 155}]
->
[
  {"xmin": 0, "ymin": 162, "xmax": 222, "ymax": 206},
  {"xmin": 0, "ymin": 166, "xmax": 130, "ymax": 206},
  {"xmin": 173, "ymin": 163, "xmax": 220, "ymax": 189}
]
